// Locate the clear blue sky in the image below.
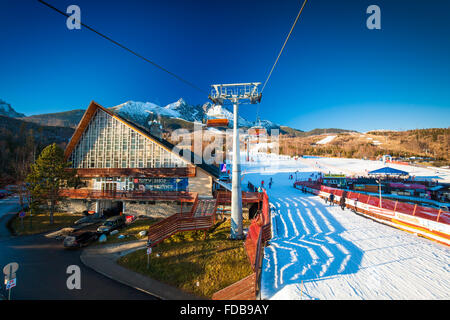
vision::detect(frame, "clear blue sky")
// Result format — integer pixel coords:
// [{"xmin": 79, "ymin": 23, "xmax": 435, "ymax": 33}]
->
[{"xmin": 0, "ymin": 0, "xmax": 449, "ymax": 132}]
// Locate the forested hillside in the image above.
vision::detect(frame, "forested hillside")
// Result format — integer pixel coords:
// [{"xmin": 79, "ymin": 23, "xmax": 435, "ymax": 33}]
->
[{"xmin": 0, "ymin": 116, "xmax": 74, "ymax": 186}]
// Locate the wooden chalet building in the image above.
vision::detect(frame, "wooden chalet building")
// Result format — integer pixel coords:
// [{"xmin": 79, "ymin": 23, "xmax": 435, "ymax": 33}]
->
[{"xmin": 61, "ymin": 101, "xmax": 220, "ymax": 217}]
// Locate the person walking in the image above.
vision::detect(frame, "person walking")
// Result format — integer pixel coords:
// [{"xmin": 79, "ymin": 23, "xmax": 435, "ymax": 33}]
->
[
  {"xmin": 340, "ymin": 195, "xmax": 346, "ymax": 210},
  {"xmin": 329, "ymin": 193, "xmax": 335, "ymax": 206}
]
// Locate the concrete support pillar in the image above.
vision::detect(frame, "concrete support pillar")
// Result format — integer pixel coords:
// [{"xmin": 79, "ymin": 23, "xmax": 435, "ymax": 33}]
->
[{"xmin": 231, "ymin": 101, "xmax": 243, "ymax": 239}]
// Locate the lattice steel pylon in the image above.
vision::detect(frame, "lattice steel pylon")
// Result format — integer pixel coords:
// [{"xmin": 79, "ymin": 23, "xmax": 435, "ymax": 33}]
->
[{"xmin": 209, "ymin": 82, "xmax": 262, "ymax": 239}]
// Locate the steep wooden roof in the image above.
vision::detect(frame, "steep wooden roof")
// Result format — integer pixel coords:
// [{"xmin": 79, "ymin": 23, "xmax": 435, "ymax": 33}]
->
[{"xmin": 64, "ymin": 101, "xmax": 219, "ymax": 178}]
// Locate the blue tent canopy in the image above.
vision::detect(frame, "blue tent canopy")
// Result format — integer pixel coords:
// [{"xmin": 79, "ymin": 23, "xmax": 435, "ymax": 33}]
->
[{"xmin": 368, "ymin": 167, "xmax": 409, "ymax": 176}]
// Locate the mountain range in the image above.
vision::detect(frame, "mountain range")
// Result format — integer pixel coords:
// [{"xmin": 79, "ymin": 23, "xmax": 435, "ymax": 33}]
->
[
  {"xmin": 0, "ymin": 99, "xmax": 447, "ymax": 173},
  {"xmin": 1, "ymin": 98, "xmax": 360, "ymax": 138},
  {"xmin": 14, "ymin": 98, "xmax": 295, "ymax": 133}
]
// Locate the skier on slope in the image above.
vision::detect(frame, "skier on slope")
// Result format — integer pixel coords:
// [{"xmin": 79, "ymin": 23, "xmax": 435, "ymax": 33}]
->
[{"xmin": 329, "ymin": 193, "xmax": 335, "ymax": 206}]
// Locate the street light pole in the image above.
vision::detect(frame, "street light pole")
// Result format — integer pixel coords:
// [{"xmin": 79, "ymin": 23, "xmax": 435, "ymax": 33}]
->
[{"xmin": 376, "ymin": 179, "xmax": 382, "ymax": 208}]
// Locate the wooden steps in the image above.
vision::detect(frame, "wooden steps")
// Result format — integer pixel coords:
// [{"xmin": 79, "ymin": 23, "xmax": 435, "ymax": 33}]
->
[
  {"xmin": 194, "ymin": 199, "xmax": 217, "ymax": 217},
  {"xmin": 212, "ymin": 273, "xmax": 257, "ymax": 300},
  {"xmin": 147, "ymin": 198, "xmax": 218, "ymax": 246}
]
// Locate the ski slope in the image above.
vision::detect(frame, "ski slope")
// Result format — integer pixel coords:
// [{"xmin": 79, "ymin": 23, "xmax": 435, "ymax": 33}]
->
[
  {"xmin": 241, "ymin": 156, "xmax": 450, "ymax": 300},
  {"xmin": 315, "ymin": 135, "xmax": 336, "ymax": 145}
]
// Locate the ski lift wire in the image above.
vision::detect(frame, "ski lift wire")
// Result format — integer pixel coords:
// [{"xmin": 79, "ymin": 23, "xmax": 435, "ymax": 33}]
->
[
  {"xmin": 37, "ymin": 0, "xmax": 208, "ymax": 95},
  {"xmin": 261, "ymin": 0, "xmax": 308, "ymax": 93}
]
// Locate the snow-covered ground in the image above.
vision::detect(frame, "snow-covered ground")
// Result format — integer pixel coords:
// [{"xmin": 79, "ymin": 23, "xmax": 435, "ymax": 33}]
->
[
  {"xmin": 240, "ymin": 155, "xmax": 450, "ymax": 300},
  {"xmin": 298, "ymin": 156, "xmax": 450, "ymax": 183}
]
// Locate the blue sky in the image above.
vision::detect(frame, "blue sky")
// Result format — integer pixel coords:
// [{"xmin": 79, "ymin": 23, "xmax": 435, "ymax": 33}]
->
[{"xmin": 0, "ymin": 0, "xmax": 449, "ymax": 132}]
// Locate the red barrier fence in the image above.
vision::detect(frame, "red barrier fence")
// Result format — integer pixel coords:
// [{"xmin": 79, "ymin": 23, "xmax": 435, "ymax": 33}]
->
[
  {"xmin": 243, "ymin": 190, "xmax": 271, "ymax": 296},
  {"xmin": 294, "ymin": 181, "xmax": 450, "ymax": 225},
  {"xmin": 294, "ymin": 181, "xmax": 450, "ymax": 245}
]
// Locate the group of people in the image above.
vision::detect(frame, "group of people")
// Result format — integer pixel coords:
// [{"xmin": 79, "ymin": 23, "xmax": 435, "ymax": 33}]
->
[
  {"xmin": 325, "ymin": 192, "xmax": 347, "ymax": 211},
  {"xmin": 258, "ymin": 177, "xmax": 274, "ymax": 192}
]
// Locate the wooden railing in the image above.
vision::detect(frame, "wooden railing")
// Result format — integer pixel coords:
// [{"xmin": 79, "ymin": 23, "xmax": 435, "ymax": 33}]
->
[
  {"xmin": 216, "ymin": 191, "xmax": 264, "ymax": 205},
  {"xmin": 147, "ymin": 198, "xmax": 218, "ymax": 246},
  {"xmin": 211, "ymin": 273, "xmax": 257, "ymax": 300},
  {"xmin": 59, "ymin": 189, "xmax": 198, "ymax": 202}
]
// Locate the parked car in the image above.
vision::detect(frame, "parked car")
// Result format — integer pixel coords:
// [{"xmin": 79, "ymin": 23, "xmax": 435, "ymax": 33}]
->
[
  {"xmin": 63, "ymin": 231, "xmax": 99, "ymax": 249},
  {"xmin": 97, "ymin": 215, "xmax": 126, "ymax": 234}
]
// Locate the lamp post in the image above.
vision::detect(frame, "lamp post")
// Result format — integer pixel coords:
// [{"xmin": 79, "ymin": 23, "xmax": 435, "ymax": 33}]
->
[
  {"xmin": 376, "ymin": 179, "xmax": 382, "ymax": 208},
  {"xmin": 209, "ymin": 83, "xmax": 262, "ymax": 240}
]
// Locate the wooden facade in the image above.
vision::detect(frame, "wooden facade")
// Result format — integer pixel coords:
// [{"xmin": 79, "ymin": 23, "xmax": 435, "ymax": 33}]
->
[
  {"xmin": 62, "ymin": 101, "xmax": 219, "ymax": 199},
  {"xmin": 72, "ymin": 167, "xmax": 196, "ymax": 178}
]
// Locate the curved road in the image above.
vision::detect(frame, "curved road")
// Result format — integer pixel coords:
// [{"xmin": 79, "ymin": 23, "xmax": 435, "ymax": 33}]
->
[{"xmin": 0, "ymin": 196, "xmax": 156, "ymax": 300}]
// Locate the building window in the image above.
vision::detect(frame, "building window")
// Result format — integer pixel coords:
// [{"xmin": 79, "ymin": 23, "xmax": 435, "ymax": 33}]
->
[{"xmin": 70, "ymin": 109, "xmax": 189, "ymax": 170}]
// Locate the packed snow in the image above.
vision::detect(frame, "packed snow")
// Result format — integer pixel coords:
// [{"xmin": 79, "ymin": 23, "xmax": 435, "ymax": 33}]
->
[{"xmin": 239, "ymin": 155, "xmax": 450, "ymax": 300}]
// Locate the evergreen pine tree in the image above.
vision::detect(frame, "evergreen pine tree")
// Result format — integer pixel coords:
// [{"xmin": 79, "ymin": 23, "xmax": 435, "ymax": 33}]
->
[{"xmin": 26, "ymin": 143, "xmax": 77, "ymax": 224}]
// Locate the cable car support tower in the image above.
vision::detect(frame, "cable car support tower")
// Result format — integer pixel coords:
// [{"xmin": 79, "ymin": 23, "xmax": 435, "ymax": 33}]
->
[{"xmin": 209, "ymin": 83, "xmax": 262, "ymax": 239}]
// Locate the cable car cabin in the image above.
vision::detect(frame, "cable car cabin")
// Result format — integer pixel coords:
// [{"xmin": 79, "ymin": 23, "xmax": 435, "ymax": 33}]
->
[
  {"xmin": 249, "ymin": 125, "xmax": 267, "ymax": 136},
  {"xmin": 205, "ymin": 104, "xmax": 230, "ymax": 128},
  {"xmin": 206, "ymin": 118, "xmax": 229, "ymax": 127},
  {"xmin": 249, "ymin": 117, "xmax": 267, "ymax": 137}
]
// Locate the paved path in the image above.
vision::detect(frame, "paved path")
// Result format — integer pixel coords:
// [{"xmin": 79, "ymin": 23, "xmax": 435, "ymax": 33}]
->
[
  {"xmin": 81, "ymin": 240, "xmax": 201, "ymax": 300},
  {"xmin": 0, "ymin": 196, "xmax": 157, "ymax": 300},
  {"xmin": 0, "ymin": 234, "xmax": 158, "ymax": 299}
]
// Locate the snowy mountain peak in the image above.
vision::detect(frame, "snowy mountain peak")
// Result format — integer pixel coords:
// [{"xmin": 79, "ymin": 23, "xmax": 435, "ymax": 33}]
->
[
  {"xmin": 0, "ymin": 100, "xmax": 25, "ymax": 118},
  {"xmin": 109, "ymin": 98, "xmax": 280, "ymax": 131},
  {"xmin": 109, "ymin": 100, "xmax": 180, "ymax": 127}
]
